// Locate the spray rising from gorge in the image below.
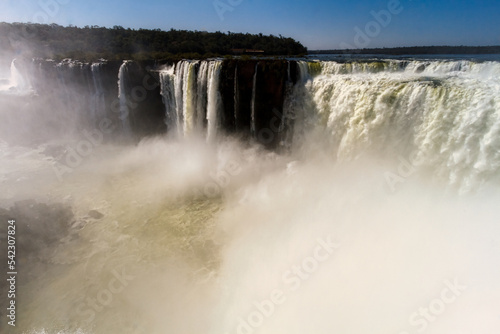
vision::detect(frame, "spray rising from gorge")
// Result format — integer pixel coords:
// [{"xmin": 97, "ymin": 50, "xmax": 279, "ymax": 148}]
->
[{"xmin": 0, "ymin": 55, "xmax": 499, "ymax": 333}]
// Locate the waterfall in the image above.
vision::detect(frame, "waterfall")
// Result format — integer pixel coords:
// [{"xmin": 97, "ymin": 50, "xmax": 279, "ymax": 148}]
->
[
  {"xmin": 182, "ymin": 60, "xmax": 199, "ymax": 136},
  {"xmin": 297, "ymin": 60, "xmax": 311, "ymax": 81},
  {"xmin": 170, "ymin": 60, "xmax": 200, "ymax": 136},
  {"xmin": 280, "ymin": 62, "xmax": 294, "ymax": 147},
  {"xmin": 3, "ymin": 56, "xmax": 500, "ymax": 334},
  {"xmin": 159, "ymin": 65, "xmax": 177, "ymax": 132},
  {"xmin": 9, "ymin": 59, "xmax": 28, "ymax": 91},
  {"xmin": 91, "ymin": 62, "xmax": 106, "ymax": 123},
  {"xmin": 305, "ymin": 59, "xmax": 500, "ymax": 192},
  {"xmin": 196, "ymin": 61, "xmax": 209, "ymax": 129},
  {"xmin": 206, "ymin": 60, "xmax": 223, "ymax": 142},
  {"xmin": 250, "ymin": 63, "xmax": 258, "ymax": 137},
  {"xmin": 118, "ymin": 61, "xmax": 132, "ymax": 136},
  {"xmin": 281, "ymin": 60, "xmax": 312, "ymax": 147},
  {"xmin": 0, "ymin": 59, "xmax": 29, "ymax": 94},
  {"xmin": 174, "ymin": 61, "xmax": 186, "ymax": 137},
  {"xmin": 55, "ymin": 60, "xmax": 76, "ymax": 120},
  {"xmin": 159, "ymin": 59, "xmax": 222, "ymax": 140}
]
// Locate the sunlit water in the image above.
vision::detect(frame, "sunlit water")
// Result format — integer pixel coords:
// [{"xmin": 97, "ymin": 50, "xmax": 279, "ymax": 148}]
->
[{"xmin": 1, "ymin": 56, "xmax": 500, "ymax": 334}]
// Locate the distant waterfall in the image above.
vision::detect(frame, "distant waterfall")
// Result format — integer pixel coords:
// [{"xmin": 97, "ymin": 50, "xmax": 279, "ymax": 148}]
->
[
  {"xmin": 91, "ymin": 62, "xmax": 106, "ymax": 123},
  {"xmin": 55, "ymin": 60, "xmax": 86, "ymax": 123},
  {"xmin": 281, "ymin": 60, "xmax": 312, "ymax": 147},
  {"xmin": 9, "ymin": 59, "xmax": 29, "ymax": 91},
  {"xmin": 158, "ymin": 59, "xmax": 222, "ymax": 140},
  {"xmin": 196, "ymin": 61, "xmax": 209, "ymax": 129},
  {"xmin": 183, "ymin": 61, "xmax": 199, "ymax": 136},
  {"xmin": 206, "ymin": 60, "xmax": 223, "ymax": 142},
  {"xmin": 280, "ymin": 62, "xmax": 295, "ymax": 147},
  {"xmin": 0, "ymin": 59, "xmax": 30, "ymax": 94},
  {"xmin": 118, "ymin": 61, "xmax": 132, "ymax": 136},
  {"xmin": 173, "ymin": 60, "xmax": 200, "ymax": 137},
  {"xmin": 159, "ymin": 66, "xmax": 177, "ymax": 132},
  {"xmin": 174, "ymin": 61, "xmax": 186, "ymax": 136}
]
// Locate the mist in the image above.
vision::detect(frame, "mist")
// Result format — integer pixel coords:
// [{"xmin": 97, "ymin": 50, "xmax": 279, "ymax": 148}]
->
[{"xmin": 1, "ymin": 54, "xmax": 500, "ymax": 334}]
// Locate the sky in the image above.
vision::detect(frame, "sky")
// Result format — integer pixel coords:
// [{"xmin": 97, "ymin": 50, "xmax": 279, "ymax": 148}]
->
[{"xmin": 0, "ymin": 0, "xmax": 499, "ymax": 50}]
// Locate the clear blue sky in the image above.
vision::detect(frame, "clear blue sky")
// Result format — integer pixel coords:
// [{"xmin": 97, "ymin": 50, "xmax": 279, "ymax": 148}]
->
[{"xmin": 1, "ymin": 0, "xmax": 499, "ymax": 49}]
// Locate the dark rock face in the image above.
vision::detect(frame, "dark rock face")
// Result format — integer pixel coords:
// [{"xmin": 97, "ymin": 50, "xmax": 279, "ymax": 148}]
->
[
  {"xmin": 220, "ymin": 59, "xmax": 238, "ymax": 134},
  {"xmin": 231, "ymin": 59, "xmax": 257, "ymax": 136},
  {"xmin": 21, "ymin": 58, "xmax": 301, "ymax": 148},
  {"xmin": 219, "ymin": 59, "xmax": 298, "ymax": 148},
  {"xmin": 117, "ymin": 60, "xmax": 166, "ymax": 138},
  {"xmin": 253, "ymin": 60, "xmax": 289, "ymax": 148}
]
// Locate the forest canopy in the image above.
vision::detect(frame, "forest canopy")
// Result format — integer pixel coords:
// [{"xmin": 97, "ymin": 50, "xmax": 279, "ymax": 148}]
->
[{"xmin": 0, "ymin": 22, "xmax": 308, "ymax": 61}]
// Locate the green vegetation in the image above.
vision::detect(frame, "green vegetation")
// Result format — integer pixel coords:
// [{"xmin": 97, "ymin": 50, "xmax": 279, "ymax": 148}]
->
[{"xmin": 0, "ymin": 22, "xmax": 307, "ymax": 61}]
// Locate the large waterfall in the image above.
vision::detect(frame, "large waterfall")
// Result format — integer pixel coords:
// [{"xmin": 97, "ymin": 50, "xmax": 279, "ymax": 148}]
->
[
  {"xmin": 91, "ymin": 62, "xmax": 106, "ymax": 124},
  {"xmin": 0, "ymin": 59, "xmax": 32, "ymax": 94},
  {"xmin": 206, "ymin": 60, "xmax": 223, "ymax": 142},
  {"xmin": 303, "ymin": 59, "xmax": 500, "ymax": 192},
  {"xmin": 158, "ymin": 60, "xmax": 223, "ymax": 140},
  {"xmin": 118, "ymin": 61, "xmax": 133, "ymax": 136},
  {"xmin": 0, "ymin": 55, "xmax": 499, "ymax": 334}
]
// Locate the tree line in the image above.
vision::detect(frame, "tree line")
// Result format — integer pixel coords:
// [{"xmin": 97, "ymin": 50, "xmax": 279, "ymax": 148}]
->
[{"xmin": 0, "ymin": 22, "xmax": 307, "ymax": 61}]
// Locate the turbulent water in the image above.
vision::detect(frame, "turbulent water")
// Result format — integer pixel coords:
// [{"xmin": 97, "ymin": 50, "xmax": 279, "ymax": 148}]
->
[{"xmin": 1, "ymin": 56, "xmax": 500, "ymax": 334}]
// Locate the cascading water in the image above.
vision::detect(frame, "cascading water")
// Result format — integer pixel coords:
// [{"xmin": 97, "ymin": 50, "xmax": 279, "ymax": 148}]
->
[
  {"xmin": 159, "ymin": 65, "xmax": 177, "ymax": 132},
  {"xmin": 118, "ymin": 61, "xmax": 133, "ymax": 136},
  {"xmin": 182, "ymin": 60, "xmax": 199, "ymax": 136},
  {"xmin": 173, "ymin": 61, "xmax": 186, "ymax": 136},
  {"xmin": 55, "ymin": 60, "xmax": 92, "ymax": 126},
  {"xmin": 172, "ymin": 60, "xmax": 200, "ymax": 137},
  {"xmin": 196, "ymin": 61, "xmax": 209, "ymax": 129},
  {"xmin": 9, "ymin": 59, "xmax": 29, "ymax": 92},
  {"xmin": 206, "ymin": 60, "xmax": 223, "ymax": 142},
  {"xmin": 159, "ymin": 60, "xmax": 222, "ymax": 139},
  {"xmin": 281, "ymin": 60, "xmax": 314, "ymax": 147},
  {"xmin": 91, "ymin": 62, "xmax": 106, "ymax": 123},
  {"xmin": 304, "ymin": 59, "xmax": 500, "ymax": 192},
  {"xmin": 1, "ymin": 56, "xmax": 500, "ymax": 334},
  {"xmin": 1, "ymin": 59, "xmax": 26, "ymax": 94}
]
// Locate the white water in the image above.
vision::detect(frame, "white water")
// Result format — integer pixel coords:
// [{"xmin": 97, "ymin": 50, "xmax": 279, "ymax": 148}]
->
[
  {"xmin": 171, "ymin": 60, "xmax": 200, "ymax": 137},
  {"xmin": 206, "ymin": 60, "xmax": 223, "ymax": 142},
  {"xmin": 118, "ymin": 61, "xmax": 133, "ymax": 136},
  {"xmin": 1, "ymin": 57, "xmax": 500, "ymax": 334},
  {"xmin": 91, "ymin": 62, "xmax": 106, "ymax": 123},
  {"xmin": 182, "ymin": 60, "xmax": 199, "ymax": 136},
  {"xmin": 159, "ymin": 60, "xmax": 223, "ymax": 140},
  {"xmin": 197, "ymin": 61, "xmax": 209, "ymax": 130},
  {"xmin": 306, "ymin": 60, "xmax": 500, "ymax": 193},
  {"xmin": 159, "ymin": 65, "xmax": 177, "ymax": 132},
  {"xmin": 0, "ymin": 59, "xmax": 32, "ymax": 95}
]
